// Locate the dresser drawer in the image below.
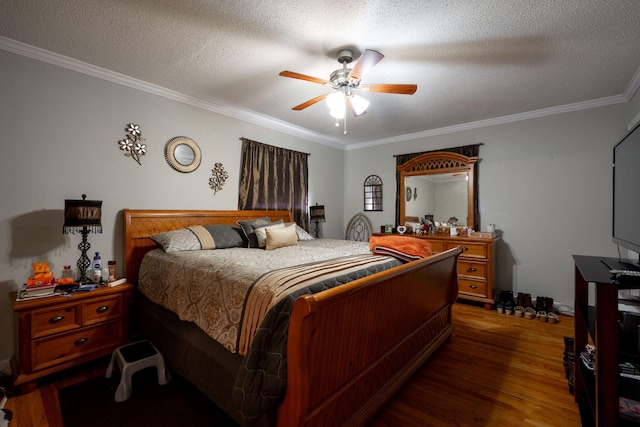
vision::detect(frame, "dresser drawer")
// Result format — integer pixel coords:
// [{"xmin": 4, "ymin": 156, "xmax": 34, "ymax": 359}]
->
[
  {"xmin": 426, "ymin": 240, "xmax": 444, "ymax": 253},
  {"xmin": 458, "ymin": 278, "xmax": 488, "ymax": 298},
  {"xmin": 458, "ymin": 261, "xmax": 487, "ymax": 279},
  {"xmin": 32, "ymin": 304, "xmax": 80, "ymax": 339},
  {"xmin": 32, "ymin": 319, "xmax": 124, "ymax": 371},
  {"xmin": 445, "ymin": 241, "xmax": 488, "ymax": 258},
  {"xmin": 83, "ymin": 295, "xmax": 123, "ymax": 326}
]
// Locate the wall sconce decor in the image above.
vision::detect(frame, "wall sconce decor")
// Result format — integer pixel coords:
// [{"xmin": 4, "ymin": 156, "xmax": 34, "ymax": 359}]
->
[
  {"xmin": 413, "ymin": 187, "xmax": 418, "ymax": 200},
  {"xmin": 209, "ymin": 163, "xmax": 229, "ymax": 194},
  {"xmin": 63, "ymin": 194, "xmax": 102, "ymax": 283},
  {"xmin": 117, "ymin": 123, "xmax": 147, "ymax": 165},
  {"xmin": 310, "ymin": 203, "xmax": 326, "ymax": 238}
]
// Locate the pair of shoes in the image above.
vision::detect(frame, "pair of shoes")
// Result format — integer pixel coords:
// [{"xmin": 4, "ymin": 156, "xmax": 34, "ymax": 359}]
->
[
  {"xmin": 535, "ymin": 296, "xmax": 556, "ymax": 314},
  {"xmin": 496, "ymin": 290, "xmax": 514, "ymax": 314}
]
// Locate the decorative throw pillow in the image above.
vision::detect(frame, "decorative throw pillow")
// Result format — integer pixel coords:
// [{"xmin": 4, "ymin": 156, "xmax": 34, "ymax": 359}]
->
[
  {"xmin": 286, "ymin": 222, "xmax": 315, "ymax": 240},
  {"xmin": 150, "ymin": 228, "xmax": 201, "ymax": 252},
  {"xmin": 237, "ymin": 217, "xmax": 270, "ymax": 248},
  {"xmin": 151, "ymin": 225, "xmax": 245, "ymax": 252},
  {"xmin": 265, "ymin": 224, "xmax": 299, "ymax": 250},
  {"xmin": 253, "ymin": 220, "xmax": 285, "ymax": 248}
]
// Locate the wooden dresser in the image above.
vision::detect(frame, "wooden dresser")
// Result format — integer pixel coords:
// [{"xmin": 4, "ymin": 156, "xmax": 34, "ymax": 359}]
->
[
  {"xmin": 374, "ymin": 232, "xmax": 498, "ymax": 309},
  {"xmin": 12, "ymin": 283, "xmax": 133, "ymax": 392}
]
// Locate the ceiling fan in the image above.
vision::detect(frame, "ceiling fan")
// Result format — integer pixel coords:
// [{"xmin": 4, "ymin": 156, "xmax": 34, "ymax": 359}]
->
[{"xmin": 279, "ymin": 49, "xmax": 417, "ymax": 119}]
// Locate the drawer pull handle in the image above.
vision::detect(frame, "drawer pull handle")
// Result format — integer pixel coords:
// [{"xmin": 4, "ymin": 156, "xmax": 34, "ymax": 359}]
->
[
  {"xmin": 469, "ymin": 285, "xmax": 478, "ymax": 289},
  {"xmin": 75, "ymin": 337, "xmax": 88, "ymax": 346},
  {"xmin": 467, "ymin": 267, "xmax": 477, "ymax": 272},
  {"xmin": 96, "ymin": 305, "xmax": 109, "ymax": 313},
  {"xmin": 49, "ymin": 315, "xmax": 65, "ymax": 323}
]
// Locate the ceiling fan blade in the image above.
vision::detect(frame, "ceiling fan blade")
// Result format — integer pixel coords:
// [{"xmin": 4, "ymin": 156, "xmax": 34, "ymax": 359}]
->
[
  {"xmin": 347, "ymin": 49, "xmax": 384, "ymax": 84},
  {"xmin": 361, "ymin": 84, "xmax": 417, "ymax": 95},
  {"xmin": 292, "ymin": 93, "xmax": 330, "ymax": 111},
  {"xmin": 346, "ymin": 97, "xmax": 367, "ymax": 117},
  {"xmin": 279, "ymin": 71, "xmax": 332, "ymax": 86}
]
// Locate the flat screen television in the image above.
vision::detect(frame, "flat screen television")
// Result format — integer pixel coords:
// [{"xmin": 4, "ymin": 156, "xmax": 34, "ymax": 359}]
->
[{"xmin": 612, "ymin": 121, "xmax": 640, "ymax": 260}]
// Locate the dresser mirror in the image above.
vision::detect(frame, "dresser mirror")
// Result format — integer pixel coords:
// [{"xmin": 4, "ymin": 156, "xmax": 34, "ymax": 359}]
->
[{"xmin": 397, "ymin": 152, "xmax": 478, "ymax": 230}]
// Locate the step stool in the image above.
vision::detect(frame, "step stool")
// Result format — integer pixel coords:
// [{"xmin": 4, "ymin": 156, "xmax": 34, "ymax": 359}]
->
[{"xmin": 105, "ymin": 340, "xmax": 171, "ymax": 402}]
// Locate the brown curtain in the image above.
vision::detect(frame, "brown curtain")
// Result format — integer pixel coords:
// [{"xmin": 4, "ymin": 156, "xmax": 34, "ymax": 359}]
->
[
  {"xmin": 238, "ymin": 137, "xmax": 309, "ymax": 230},
  {"xmin": 395, "ymin": 143, "xmax": 482, "ymax": 228}
]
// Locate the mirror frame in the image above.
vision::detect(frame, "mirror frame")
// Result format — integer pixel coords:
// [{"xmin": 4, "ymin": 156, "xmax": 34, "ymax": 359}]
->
[
  {"xmin": 397, "ymin": 151, "xmax": 478, "ymax": 230},
  {"xmin": 164, "ymin": 136, "xmax": 202, "ymax": 173}
]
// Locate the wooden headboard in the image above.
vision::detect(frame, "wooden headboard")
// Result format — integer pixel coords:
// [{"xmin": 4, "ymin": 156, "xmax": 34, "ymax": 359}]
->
[{"xmin": 123, "ymin": 209, "xmax": 293, "ymax": 285}]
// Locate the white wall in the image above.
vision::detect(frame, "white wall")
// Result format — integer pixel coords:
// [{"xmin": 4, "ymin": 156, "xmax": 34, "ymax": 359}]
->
[
  {"xmin": 0, "ymin": 50, "xmax": 344, "ymax": 372},
  {"xmin": 345, "ymin": 104, "xmax": 632, "ymax": 309}
]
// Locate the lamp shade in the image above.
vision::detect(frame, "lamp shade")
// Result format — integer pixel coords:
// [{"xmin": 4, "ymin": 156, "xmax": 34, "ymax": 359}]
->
[
  {"xmin": 63, "ymin": 194, "xmax": 103, "ymax": 234},
  {"xmin": 310, "ymin": 204, "xmax": 325, "ymax": 222}
]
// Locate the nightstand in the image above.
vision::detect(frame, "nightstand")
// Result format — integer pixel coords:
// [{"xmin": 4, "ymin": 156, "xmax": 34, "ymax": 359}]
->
[{"xmin": 12, "ymin": 283, "xmax": 133, "ymax": 392}]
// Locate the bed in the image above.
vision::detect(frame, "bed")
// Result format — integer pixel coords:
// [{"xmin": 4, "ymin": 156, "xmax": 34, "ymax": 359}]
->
[{"xmin": 123, "ymin": 209, "xmax": 462, "ymax": 427}]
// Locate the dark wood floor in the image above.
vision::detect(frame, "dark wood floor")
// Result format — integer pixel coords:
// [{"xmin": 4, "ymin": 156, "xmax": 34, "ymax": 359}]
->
[{"xmin": 5, "ymin": 302, "xmax": 580, "ymax": 426}]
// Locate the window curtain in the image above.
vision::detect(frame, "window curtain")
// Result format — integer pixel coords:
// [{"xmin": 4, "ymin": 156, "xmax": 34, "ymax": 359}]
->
[
  {"xmin": 395, "ymin": 143, "xmax": 482, "ymax": 227},
  {"xmin": 238, "ymin": 137, "xmax": 309, "ymax": 230}
]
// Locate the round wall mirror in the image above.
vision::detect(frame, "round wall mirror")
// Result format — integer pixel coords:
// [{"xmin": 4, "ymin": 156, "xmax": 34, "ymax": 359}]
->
[{"xmin": 165, "ymin": 136, "xmax": 202, "ymax": 173}]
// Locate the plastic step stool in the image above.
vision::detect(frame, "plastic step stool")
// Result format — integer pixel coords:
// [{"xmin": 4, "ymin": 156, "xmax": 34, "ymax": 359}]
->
[{"xmin": 105, "ymin": 340, "xmax": 170, "ymax": 402}]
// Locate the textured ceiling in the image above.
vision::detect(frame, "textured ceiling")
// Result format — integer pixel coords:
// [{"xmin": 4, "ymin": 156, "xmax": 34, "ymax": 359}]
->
[{"xmin": 2, "ymin": 0, "xmax": 640, "ymax": 148}]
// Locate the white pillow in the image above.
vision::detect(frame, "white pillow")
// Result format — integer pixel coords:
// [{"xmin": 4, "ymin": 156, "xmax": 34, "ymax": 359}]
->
[
  {"xmin": 254, "ymin": 222, "xmax": 285, "ymax": 248},
  {"xmin": 286, "ymin": 222, "xmax": 315, "ymax": 240},
  {"xmin": 265, "ymin": 224, "xmax": 299, "ymax": 250}
]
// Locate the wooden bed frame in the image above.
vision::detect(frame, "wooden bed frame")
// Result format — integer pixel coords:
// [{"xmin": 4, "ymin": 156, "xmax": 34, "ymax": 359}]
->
[{"xmin": 123, "ymin": 209, "xmax": 462, "ymax": 427}]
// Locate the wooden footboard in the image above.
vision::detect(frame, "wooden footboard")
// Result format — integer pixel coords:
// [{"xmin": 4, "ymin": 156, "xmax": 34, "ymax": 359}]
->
[{"xmin": 279, "ymin": 247, "xmax": 461, "ymax": 427}]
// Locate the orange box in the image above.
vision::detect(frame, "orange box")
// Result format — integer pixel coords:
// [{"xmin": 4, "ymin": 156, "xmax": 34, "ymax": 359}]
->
[
  {"xmin": 27, "ymin": 272, "xmax": 54, "ymax": 287},
  {"xmin": 32, "ymin": 262, "xmax": 50, "ymax": 273}
]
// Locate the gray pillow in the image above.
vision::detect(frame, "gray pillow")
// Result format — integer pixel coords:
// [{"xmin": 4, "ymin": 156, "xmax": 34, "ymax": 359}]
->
[
  {"xmin": 236, "ymin": 217, "xmax": 270, "ymax": 248},
  {"xmin": 151, "ymin": 224, "xmax": 245, "ymax": 252}
]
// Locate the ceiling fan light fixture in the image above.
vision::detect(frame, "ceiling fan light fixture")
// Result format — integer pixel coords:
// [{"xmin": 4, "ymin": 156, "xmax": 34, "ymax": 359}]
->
[
  {"xmin": 327, "ymin": 91, "xmax": 346, "ymax": 119},
  {"xmin": 349, "ymin": 94, "xmax": 369, "ymax": 116}
]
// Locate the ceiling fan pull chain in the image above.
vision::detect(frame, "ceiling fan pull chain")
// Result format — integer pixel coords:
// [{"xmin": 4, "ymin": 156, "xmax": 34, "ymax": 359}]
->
[{"xmin": 344, "ymin": 110, "xmax": 348, "ymax": 134}]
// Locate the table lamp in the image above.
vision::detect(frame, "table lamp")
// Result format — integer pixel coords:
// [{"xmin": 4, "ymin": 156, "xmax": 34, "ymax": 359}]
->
[
  {"xmin": 309, "ymin": 204, "xmax": 325, "ymax": 238},
  {"xmin": 63, "ymin": 194, "xmax": 102, "ymax": 283}
]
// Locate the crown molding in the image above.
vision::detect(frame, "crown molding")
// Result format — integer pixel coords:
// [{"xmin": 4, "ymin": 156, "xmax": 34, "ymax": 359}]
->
[
  {"xmin": 346, "ymin": 95, "xmax": 627, "ymax": 151},
  {"xmin": 2, "ymin": 36, "xmax": 637, "ymax": 152},
  {"xmin": 0, "ymin": 37, "xmax": 346, "ymax": 150}
]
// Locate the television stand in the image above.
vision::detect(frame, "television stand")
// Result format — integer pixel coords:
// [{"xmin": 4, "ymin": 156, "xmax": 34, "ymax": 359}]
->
[{"xmin": 573, "ymin": 255, "xmax": 640, "ymax": 426}]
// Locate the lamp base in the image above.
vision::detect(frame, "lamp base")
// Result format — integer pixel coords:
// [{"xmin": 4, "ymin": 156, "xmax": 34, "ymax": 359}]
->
[
  {"xmin": 314, "ymin": 220, "xmax": 320, "ymax": 238},
  {"xmin": 76, "ymin": 227, "xmax": 92, "ymax": 284}
]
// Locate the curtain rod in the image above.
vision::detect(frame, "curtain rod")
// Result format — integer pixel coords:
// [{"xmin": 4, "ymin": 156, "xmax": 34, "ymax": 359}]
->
[{"xmin": 239, "ymin": 137, "xmax": 310, "ymax": 156}]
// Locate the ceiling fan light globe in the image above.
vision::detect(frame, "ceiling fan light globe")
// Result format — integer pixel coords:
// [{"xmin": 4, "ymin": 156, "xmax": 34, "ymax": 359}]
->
[
  {"xmin": 330, "ymin": 106, "xmax": 345, "ymax": 119},
  {"xmin": 326, "ymin": 91, "xmax": 344, "ymax": 110},
  {"xmin": 350, "ymin": 94, "xmax": 370, "ymax": 116}
]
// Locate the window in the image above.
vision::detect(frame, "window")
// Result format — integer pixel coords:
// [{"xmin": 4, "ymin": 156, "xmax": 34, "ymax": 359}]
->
[{"xmin": 364, "ymin": 175, "xmax": 383, "ymax": 211}]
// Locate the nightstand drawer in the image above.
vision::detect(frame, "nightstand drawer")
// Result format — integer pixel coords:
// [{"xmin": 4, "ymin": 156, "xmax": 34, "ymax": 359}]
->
[
  {"xmin": 458, "ymin": 278, "xmax": 488, "ymax": 297},
  {"xmin": 32, "ymin": 320, "xmax": 124, "ymax": 371},
  {"xmin": 458, "ymin": 261, "xmax": 487, "ymax": 279},
  {"xmin": 32, "ymin": 304, "xmax": 80, "ymax": 339},
  {"xmin": 83, "ymin": 295, "xmax": 123, "ymax": 326}
]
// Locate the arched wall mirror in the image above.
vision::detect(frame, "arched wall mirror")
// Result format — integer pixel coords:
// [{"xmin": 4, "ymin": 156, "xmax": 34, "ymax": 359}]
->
[
  {"xmin": 397, "ymin": 151, "xmax": 478, "ymax": 230},
  {"xmin": 165, "ymin": 136, "xmax": 202, "ymax": 173}
]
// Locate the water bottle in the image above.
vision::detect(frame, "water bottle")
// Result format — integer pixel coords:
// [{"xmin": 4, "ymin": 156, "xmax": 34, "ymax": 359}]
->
[{"xmin": 93, "ymin": 252, "xmax": 102, "ymax": 283}]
